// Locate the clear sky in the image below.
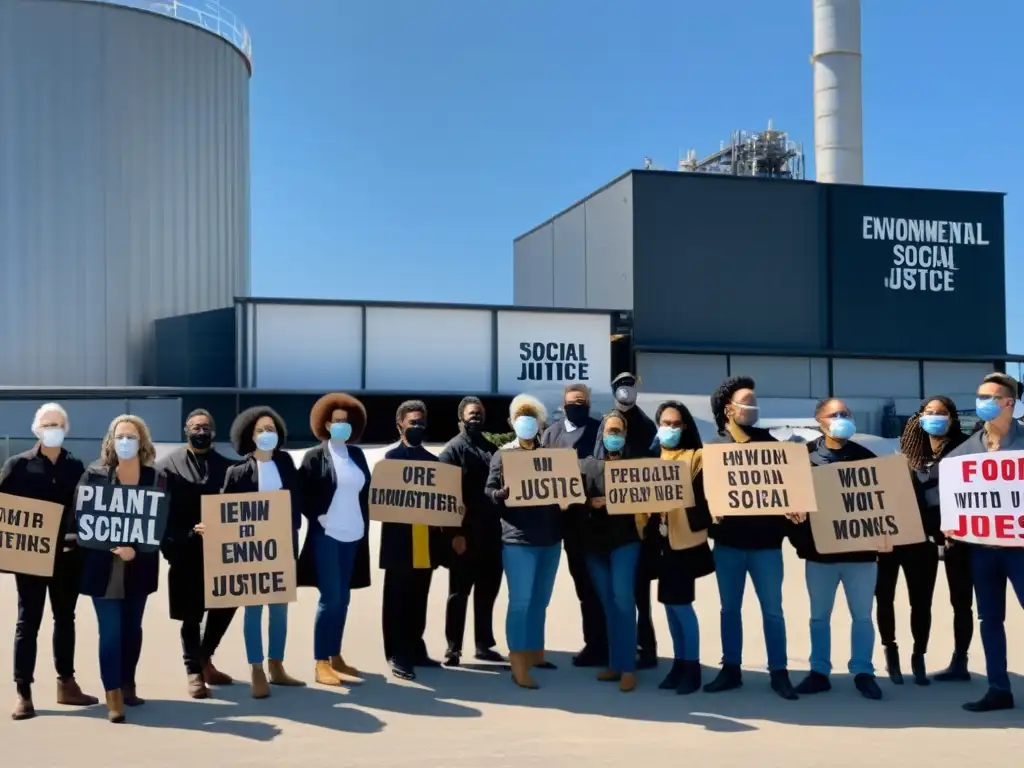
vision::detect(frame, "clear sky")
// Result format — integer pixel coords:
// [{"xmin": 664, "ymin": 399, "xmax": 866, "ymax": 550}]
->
[{"xmin": 240, "ymin": 1, "xmax": 1022, "ymax": 351}]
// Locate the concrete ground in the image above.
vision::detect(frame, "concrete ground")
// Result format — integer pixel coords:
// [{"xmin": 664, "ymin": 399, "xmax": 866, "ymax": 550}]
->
[{"xmin": 0, "ymin": 445, "xmax": 1021, "ymax": 767}]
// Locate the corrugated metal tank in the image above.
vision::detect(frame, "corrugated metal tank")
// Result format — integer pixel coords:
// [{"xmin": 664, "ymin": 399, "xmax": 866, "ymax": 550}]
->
[{"xmin": 0, "ymin": 0, "xmax": 251, "ymax": 386}]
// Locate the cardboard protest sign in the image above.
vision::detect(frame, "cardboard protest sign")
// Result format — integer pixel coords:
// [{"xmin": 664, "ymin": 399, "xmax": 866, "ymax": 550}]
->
[
  {"xmin": 502, "ymin": 448, "xmax": 585, "ymax": 509},
  {"xmin": 0, "ymin": 493, "xmax": 64, "ymax": 577},
  {"xmin": 939, "ymin": 451, "xmax": 1024, "ymax": 547},
  {"xmin": 74, "ymin": 484, "xmax": 169, "ymax": 552},
  {"xmin": 604, "ymin": 459, "xmax": 694, "ymax": 515},
  {"xmin": 201, "ymin": 490, "xmax": 297, "ymax": 609},
  {"xmin": 810, "ymin": 455, "xmax": 925, "ymax": 554},
  {"xmin": 702, "ymin": 442, "xmax": 817, "ymax": 516},
  {"xmin": 369, "ymin": 460, "xmax": 465, "ymax": 526}
]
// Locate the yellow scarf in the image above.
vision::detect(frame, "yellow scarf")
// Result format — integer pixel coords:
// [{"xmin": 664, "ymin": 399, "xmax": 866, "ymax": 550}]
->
[{"xmin": 638, "ymin": 447, "xmax": 706, "ymax": 550}]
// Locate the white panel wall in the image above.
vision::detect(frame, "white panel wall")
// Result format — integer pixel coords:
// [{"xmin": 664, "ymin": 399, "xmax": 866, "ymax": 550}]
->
[
  {"xmin": 552, "ymin": 204, "xmax": 587, "ymax": 309},
  {"xmin": 254, "ymin": 304, "xmax": 362, "ymax": 390},
  {"xmin": 496, "ymin": 311, "xmax": 610, "ymax": 395},
  {"xmin": 832, "ymin": 358, "xmax": 920, "ymax": 398},
  {"xmin": 923, "ymin": 361, "xmax": 992, "ymax": 410},
  {"xmin": 512, "ymin": 224, "xmax": 554, "ymax": 307},
  {"xmin": 636, "ymin": 353, "xmax": 728, "ymax": 395},
  {"xmin": 730, "ymin": 356, "xmax": 829, "ymax": 399},
  {"xmin": 365, "ymin": 307, "xmax": 491, "ymax": 392},
  {"xmin": 585, "ymin": 175, "xmax": 634, "ymax": 310}
]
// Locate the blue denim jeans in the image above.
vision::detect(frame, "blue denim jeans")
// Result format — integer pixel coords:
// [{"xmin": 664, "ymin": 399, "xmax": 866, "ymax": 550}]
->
[
  {"xmin": 313, "ymin": 533, "xmax": 360, "ymax": 660},
  {"xmin": 805, "ymin": 560, "xmax": 877, "ymax": 676},
  {"xmin": 502, "ymin": 544, "xmax": 561, "ymax": 652},
  {"xmin": 713, "ymin": 544, "xmax": 788, "ymax": 670},
  {"xmin": 586, "ymin": 542, "xmax": 640, "ymax": 673},
  {"xmin": 92, "ymin": 595, "xmax": 148, "ymax": 691},
  {"xmin": 971, "ymin": 545, "xmax": 1024, "ymax": 692},
  {"xmin": 665, "ymin": 603, "xmax": 700, "ymax": 661},
  {"xmin": 244, "ymin": 602, "xmax": 288, "ymax": 665}
]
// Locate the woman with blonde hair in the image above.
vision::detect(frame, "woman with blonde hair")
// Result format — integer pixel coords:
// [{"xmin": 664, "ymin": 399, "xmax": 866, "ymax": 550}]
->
[
  {"xmin": 485, "ymin": 394, "xmax": 563, "ymax": 688},
  {"xmin": 77, "ymin": 414, "xmax": 166, "ymax": 723}
]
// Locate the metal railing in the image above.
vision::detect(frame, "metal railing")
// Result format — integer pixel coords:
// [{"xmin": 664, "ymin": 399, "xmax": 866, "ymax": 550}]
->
[{"xmin": 76, "ymin": 0, "xmax": 252, "ymax": 67}]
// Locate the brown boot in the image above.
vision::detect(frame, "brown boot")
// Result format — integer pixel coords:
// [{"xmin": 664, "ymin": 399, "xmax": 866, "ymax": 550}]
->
[
  {"xmin": 122, "ymin": 684, "xmax": 144, "ymax": 707},
  {"xmin": 619, "ymin": 672, "xmax": 637, "ymax": 692},
  {"xmin": 330, "ymin": 655, "xmax": 363, "ymax": 683},
  {"xmin": 203, "ymin": 661, "xmax": 233, "ymax": 686},
  {"xmin": 57, "ymin": 677, "xmax": 99, "ymax": 706},
  {"xmin": 187, "ymin": 673, "xmax": 210, "ymax": 699},
  {"xmin": 267, "ymin": 660, "xmax": 306, "ymax": 687},
  {"xmin": 104, "ymin": 690, "xmax": 125, "ymax": 723},
  {"xmin": 250, "ymin": 664, "xmax": 270, "ymax": 699},
  {"xmin": 597, "ymin": 669, "xmax": 621, "ymax": 682},
  {"xmin": 12, "ymin": 685, "xmax": 35, "ymax": 721},
  {"xmin": 509, "ymin": 651, "xmax": 538, "ymax": 689},
  {"xmin": 315, "ymin": 660, "xmax": 344, "ymax": 687}
]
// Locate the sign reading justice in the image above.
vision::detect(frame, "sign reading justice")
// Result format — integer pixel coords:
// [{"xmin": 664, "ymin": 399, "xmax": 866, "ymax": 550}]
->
[
  {"xmin": 603, "ymin": 459, "xmax": 694, "ymax": 516},
  {"xmin": 702, "ymin": 442, "xmax": 817, "ymax": 516},
  {"xmin": 502, "ymin": 449, "xmax": 585, "ymax": 509},
  {"xmin": 75, "ymin": 484, "xmax": 169, "ymax": 552},
  {"xmin": 369, "ymin": 460, "xmax": 465, "ymax": 526},
  {"xmin": 201, "ymin": 491, "xmax": 297, "ymax": 609}
]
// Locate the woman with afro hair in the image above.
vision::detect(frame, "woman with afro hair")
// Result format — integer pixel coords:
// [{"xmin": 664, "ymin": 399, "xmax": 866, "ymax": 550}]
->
[
  {"xmin": 295, "ymin": 393, "xmax": 372, "ymax": 688},
  {"xmin": 220, "ymin": 406, "xmax": 305, "ymax": 698}
]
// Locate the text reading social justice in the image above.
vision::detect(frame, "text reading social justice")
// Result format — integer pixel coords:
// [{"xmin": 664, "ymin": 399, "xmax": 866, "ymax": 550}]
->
[{"xmin": 517, "ymin": 342, "xmax": 589, "ymax": 383}]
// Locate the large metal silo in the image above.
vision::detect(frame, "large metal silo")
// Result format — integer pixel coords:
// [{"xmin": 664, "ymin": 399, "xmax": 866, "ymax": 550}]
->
[{"xmin": 0, "ymin": 0, "xmax": 251, "ymax": 386}]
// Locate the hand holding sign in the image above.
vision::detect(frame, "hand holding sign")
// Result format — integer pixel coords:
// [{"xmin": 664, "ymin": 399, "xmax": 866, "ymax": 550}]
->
[
  {"xmin": 112, "ymin": 546, "xmax": 136, "ymax": 562},
  {"xmin": 502, "ymin": 449, "xmax": 585, "ymax": 509}
]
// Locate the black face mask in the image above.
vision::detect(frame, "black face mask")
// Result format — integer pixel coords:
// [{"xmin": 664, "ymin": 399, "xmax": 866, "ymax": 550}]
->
[
  {"xmin": 187, "ymin": 431, "xmax": 213, "ymax": 451},
  {"xmin": 463, "ymin": 418, "xmax": 483, "ymax": 434},
  {"xmin": 404, "ymin": 425, "xmax": 426, "ymax": 447},
  {"xmin": 564, "ymin": 403, "xmax": 590, "ymax": 427}
]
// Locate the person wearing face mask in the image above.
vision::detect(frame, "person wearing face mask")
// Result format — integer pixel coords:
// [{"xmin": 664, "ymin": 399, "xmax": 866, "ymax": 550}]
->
[
  {"xmin": 295, "ymin": 393, "xmax": 372, "ymax": 687},
  {"xmin": 704, "ymin": 376, "xmax": 798, "ymax": 700},
  {"xmin": 438, "ymin": 397, "xmax": 504, "ymax": 667},
  {"xmin": 789, "ymin": 399, "xmax": 882, "ymax": 700},
  {"xmin": 156, "ymin": 409, "xmax": 239, "ymax": 699},
  {"xmin": 77, "ymin": 414, "xmax": 166, "ymax": 723},
  {"xmin": 1, "ymin": 403, "xmax": 96, "ymax": 720},
  {"xmin": 894, "ymin": 398, "xmax": 971, "ymax": 684},
  {"xmin": 876, "ymin": 398, "xmax": 968, "ymax": 688},
  {"xmin": 652, "ymin": 401, "xmax": 715, "ymax": 695},
  {"xmin": 540, "ymin": 384, "xmax": 608, "ymax": 668},
  {"xmin": 577, "ymin": 413, "xmax": 644, "ymax": 692},
  {"xmin": 219, "ymin": 407, "xmax": 305, "ymax": 698},
  {"xmin": 486, "ymin": 395, "xmax": 562, "ymax": 688},
  {"xmin": 594, "ymin": 373, "xmax": 660, "ymax": 669},
  {"xmin": 380, "ymin": 401, "xmax": 456, "ymax": 680},
  {"xmin": 944, "ymin": 373, "xmax": 1024, "ymax": 712}
]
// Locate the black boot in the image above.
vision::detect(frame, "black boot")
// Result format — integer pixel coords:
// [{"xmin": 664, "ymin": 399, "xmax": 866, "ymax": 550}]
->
[
  {"xmin": 854, "ymin": 674, "xmax": 882, "ymax": 700},
  {"xmin": 884, "ymin": 644, "xmax": 904, "ymax": 685},
  {"xmin": 963, "ymin": 688, "xmax": 1014, "ymax": 713},
  {"xmin": 703, "ymin": 664, "xmax": 742, "ymax": 693},
  {"xmin": 675, "ymin": 661, "xmax": 701, "ymax": 696},
  {"xmin": 770, "ymin": 669, "xmax": 799, "ymax": 701},
  {"xmin": 795, "ymin": 670, "xmax": 831, "ymax": 694},
  {"xmin": 658, "ymin": 660, "xmax": 685, "ymax": 690},
  {"xmin": 910, "ymin": 653, "xmax": 930, "ymax": 686},
  {"xmin": 572, "ymin": 646, "xmax": 608, "ymax": 668},
  {"xmin": 933, "ymin": 652, "xmax": 971, "ymax": 682},
  {"xmin": 636, "ymin": 649, "xmax": 658, "ymax": 670}
]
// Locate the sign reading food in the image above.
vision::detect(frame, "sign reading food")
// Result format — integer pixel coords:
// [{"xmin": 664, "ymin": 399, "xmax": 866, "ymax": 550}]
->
[{"xmin": 940, "ymin": 452, "xmax": 1024, "ymax": 547}]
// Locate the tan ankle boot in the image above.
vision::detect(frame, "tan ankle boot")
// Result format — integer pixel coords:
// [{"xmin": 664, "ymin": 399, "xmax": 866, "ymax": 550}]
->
[
  {"xmin": 57, "ymin": 677, "xmax": 99, "ymax": 706},
  {"xmin": 315, "ymin": 660, "xmax": 343, "ymax": 687},
  {"xmin": 619, "ymin": 672, "xmax": 637, "ymax": 692},
  {"xmin": 509, "ymin": 651, "xmax": 538, "ymax": 689},
  {"xmin": 330, "ymin": 655, "xmax": 363, "ymax": 682},
  {"xmin": 203, "ymin": 662, "xmax": 233, "ymax": 686},
  {"xmin": 122, "ymin": 684, "xmax": 144, "ymax": 707},
  {"xmin": 187, "ymin": 673, "xmax": 210, "ymax": 699},
  {"xmin": 267, "ymin": 660, "xmax": 306, "ymax": 687},
  {"xmin": 250, "ymin": 664, "xmax": 270, "ymax": 699},
  {"xmin": 12, "ymin": 686, "xmax": 35, "ymax": 721},
  {"xmin": 597, "ymin": 669, "xmax": 621, "ymax": 682},
  {"xmin": 104, "ymin": 690, "xmax": 125, "ymax": 723}
]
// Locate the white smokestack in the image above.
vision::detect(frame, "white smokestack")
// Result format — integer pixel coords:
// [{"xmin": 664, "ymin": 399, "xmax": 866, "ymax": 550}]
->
[{"xmin": 811, "ymin": 0, "xmax": 863, "ymax": 184}]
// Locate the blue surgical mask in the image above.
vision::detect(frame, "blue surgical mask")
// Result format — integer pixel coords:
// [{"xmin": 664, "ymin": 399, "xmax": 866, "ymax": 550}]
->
[
  {"xmin": 603, "ymin": 434, "xmax": 626, "ymax": 453},
  {"xmin": 828, "ymin": 417, "xmax": 856, "ymax": 441},
  {"xmin": 329, "ymin": 422, "xmax": 352, "ymax": 442},
  {"xmin": 976, "ymin": 398, "xmax": 1004, "ymax": 422},
  {"xmin": 114, "ymin": 437, "xmax": 139, "ymax": 461},
  {"xmin": 513, "ymin": 415, "xmax": 539, "ymax": 441},
  {"xmin": 919, "ymin": 415, "xmax": 950, "ymax": 436},
  {"xmin": 657, "ymin": 426, "xmax": 681, "ymax": 449},
  {"xmin": 255, "ymin": 431, "xmax": 279, "ymax": 452}
]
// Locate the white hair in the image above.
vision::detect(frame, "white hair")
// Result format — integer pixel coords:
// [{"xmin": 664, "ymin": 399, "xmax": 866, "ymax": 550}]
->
[
  {"xmin": 32, "ymin": 402, "xmax": 69, "ymax": 437},
  {"xmin": 509, "ymin": 394, "xmax": 548, "ymax": 426}
]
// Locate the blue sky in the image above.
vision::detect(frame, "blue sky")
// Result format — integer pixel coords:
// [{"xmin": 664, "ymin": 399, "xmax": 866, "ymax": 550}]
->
[{"xmin": 241, "ymin": 1, "xmax": 1022, "ymax": 351}]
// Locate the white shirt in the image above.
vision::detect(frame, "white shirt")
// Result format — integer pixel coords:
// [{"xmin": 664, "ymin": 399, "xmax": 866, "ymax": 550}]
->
[
  {"xmin": 257, "ymin": 458, "xmax": 283, "ymax": 492},
  {"xmin": 320, "ymin": 442, "xmax": 366, "ymax": 543}
]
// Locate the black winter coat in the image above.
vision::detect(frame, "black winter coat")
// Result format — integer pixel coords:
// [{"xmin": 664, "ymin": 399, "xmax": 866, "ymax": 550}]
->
[
  {"xmin": 578, "ymin": 456, "xmax": 642, "ymax": 554},
  {"xmin": 438, "ymin": 431, "xmax": 501, "ymax": 558}
]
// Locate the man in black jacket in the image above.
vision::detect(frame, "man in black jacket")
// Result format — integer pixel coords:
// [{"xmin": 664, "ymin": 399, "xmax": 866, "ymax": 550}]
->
[
  {"xmin": 791, "ymin": 398, "xmax": 883, "ymax": 700},
  {"xmin": 156, "ymin": 409, "xmax": 238, "ymax": 700},
  {"xmin": 540, "ymin": 383, "xmax": 607, "ymax": 667},
  {"xmin": 1, "ymin": 403, "xmax": 97, "ymax": 720},
  {"xmin": 438, "ymin": 397, "xmax": 504, "ymax": 666}
]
